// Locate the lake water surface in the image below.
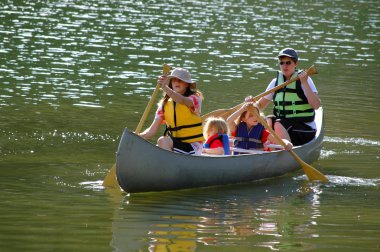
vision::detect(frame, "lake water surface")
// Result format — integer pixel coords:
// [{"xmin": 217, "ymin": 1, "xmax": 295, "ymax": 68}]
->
[{"xmin": 0, "ymin": 0, "xmax": 379, "ymax": 251}]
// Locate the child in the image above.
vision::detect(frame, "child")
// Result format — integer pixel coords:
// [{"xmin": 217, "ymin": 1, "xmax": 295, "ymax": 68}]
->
[
  {"xmin": 139, "ymin": 67, "xmax": 204, "ymax": 155},
  {"xmin": 227, "ymin": 102, "xmax": 292, "ymax": 154},
  {"xmin": 202, "ymin": 117, "xmax": 230, "ymax": 155}
]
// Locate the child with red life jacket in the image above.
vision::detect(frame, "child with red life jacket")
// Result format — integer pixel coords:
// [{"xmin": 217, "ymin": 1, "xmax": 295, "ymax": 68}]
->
[
  {"xmin": 202, "ymin": 117, "xmax": 230, "ymax": 155},
  {"xmin": 227, "ymin": 103, "xmax": 292, "ymax": 154}
]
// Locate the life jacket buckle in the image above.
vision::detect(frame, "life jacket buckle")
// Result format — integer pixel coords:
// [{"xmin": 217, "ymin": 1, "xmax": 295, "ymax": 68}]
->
[{"xmin": 292, "ymin": 100, "xmax": 296, "ymax": 114}]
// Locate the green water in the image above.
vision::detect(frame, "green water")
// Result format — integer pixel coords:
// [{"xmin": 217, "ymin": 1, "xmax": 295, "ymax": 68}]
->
[{"xmin": 0, "ymin": 0, "xmax": 379, "ymax": 251}]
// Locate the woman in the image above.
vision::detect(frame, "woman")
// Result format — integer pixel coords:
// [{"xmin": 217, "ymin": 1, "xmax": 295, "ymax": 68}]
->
[
  {"xmin": 139, "ymin": 67, "xmax": 204, "ymax": 155},
  {"xmin": 247, "ymin": 48, "xmax": 321, "ymax": 146}
]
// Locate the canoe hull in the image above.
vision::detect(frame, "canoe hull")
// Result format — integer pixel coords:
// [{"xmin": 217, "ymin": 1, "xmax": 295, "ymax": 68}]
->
[{"xmin": 116, "ymin": 108, "xmax": 324, "ymax": 193}]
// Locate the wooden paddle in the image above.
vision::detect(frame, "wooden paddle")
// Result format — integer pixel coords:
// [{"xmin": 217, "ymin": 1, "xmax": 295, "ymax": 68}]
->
[
  {"xmin": 246, "ymin": 104, "xmax": 329, "ymax": 182},
  {"xmin": 201, "ymin": 65, "xmax": 318, "ymax": 121},
  {"xmin": 102, "ymin": 64, "xmax": 172, "ymax": 188}
]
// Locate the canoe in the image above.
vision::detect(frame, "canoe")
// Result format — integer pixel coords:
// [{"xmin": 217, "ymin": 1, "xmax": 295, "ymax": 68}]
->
[{"xmin": 116, "ymin": 108, "xmax": 324, "ymax": 193}]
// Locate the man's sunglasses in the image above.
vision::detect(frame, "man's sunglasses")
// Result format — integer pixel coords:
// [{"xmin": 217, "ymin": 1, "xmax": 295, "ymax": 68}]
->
[{"xmin": 279, "ymin": 61, "xmax": 292, "ymax": 65}]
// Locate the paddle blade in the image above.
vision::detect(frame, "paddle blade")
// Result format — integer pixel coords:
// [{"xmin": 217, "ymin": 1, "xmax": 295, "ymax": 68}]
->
[
  {"xmin": 102, "ymin": 164, "xmax": 119, "ymax": 188},
  {"xmin": 163, "ymin": 63, "xmax": 172, "ymax": 75},
  {"xmin": 306, "ymin": 65, "xmax": 318, "ymax": 76},
  {"xmin": 301, "ymin": 162, "xmax": 329, "ymax": 182},
  {"xmin": 290, "ymin": 151, "xmax": 329, "ymax": 182}
]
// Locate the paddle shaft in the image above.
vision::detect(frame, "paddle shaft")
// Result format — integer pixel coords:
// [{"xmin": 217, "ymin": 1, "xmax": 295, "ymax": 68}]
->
[
  {"xmin": 135, "ymin": 84, "xmax": 160, "ymax": 134},
  {"xmin": 135, "ymin": 64, "xmax": 172, "ymax": 133},
  {"xmin": 254, "ymin": 65, "xmax": 317, "ymax": 101},
  {"xmin": 202, "ymin": 65, "xmax": 318, "ymax": 121}
]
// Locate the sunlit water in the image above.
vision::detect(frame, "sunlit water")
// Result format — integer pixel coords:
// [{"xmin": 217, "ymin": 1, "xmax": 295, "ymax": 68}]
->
[{"xmin": 0, "ymin": 0, "xmax": 379, "ymax": 251}]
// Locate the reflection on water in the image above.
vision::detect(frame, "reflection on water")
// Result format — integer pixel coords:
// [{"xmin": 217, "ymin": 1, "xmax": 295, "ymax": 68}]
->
[
  {"xmin": 110, "ymin": 176, "xmax": 379, "ymax": 251},
  {"xmin": 111, "ymin": 179, "xmax": 327, "ymax": 251},
  {"xmin": 1, "ymin": 0, "xmax": 379, "ymax": 110},
  {"xmin": 0, "ymin": 129, "xmax": 116, "ymax": 162},
  {"xmin": 79, "ymin": 180, "xmax": 104, "ymax": 191}
]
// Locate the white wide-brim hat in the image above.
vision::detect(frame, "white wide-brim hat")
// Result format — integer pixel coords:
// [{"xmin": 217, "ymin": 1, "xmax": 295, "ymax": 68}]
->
[{"xmin": 168, "ymin": 68, "xmax": 196, "ymax": 89}]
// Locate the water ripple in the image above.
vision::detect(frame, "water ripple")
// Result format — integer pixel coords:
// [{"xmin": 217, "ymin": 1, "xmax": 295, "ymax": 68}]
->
[
  {"xmin": 325, "ymin": 136, "xmax": 380, "ymax": 147},
  {"xmin": 326, "ymin": 175, "xmax": 380, "ymax": 187},
  {"xmin": 1, "ymin": 1, "xmax": 379, "ymax": 251},
  {"xmin": 295, "ymin": 174, "xmax": 379, "ymax": 187},
  {"xmin": 1, "ymin": 0, "xmax": 378, "ymax": 109}
]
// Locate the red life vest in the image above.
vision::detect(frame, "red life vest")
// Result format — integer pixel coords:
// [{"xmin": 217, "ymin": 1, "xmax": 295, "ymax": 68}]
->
[{"xmin": 203, "ymin": 134, "xmax": 230, "ymax": 155}]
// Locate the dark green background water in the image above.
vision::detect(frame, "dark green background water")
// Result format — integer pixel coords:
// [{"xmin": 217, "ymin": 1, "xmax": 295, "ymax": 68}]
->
[{"xmin": 1, "ymin": 0, "xmax": 379, "ymax": 251}]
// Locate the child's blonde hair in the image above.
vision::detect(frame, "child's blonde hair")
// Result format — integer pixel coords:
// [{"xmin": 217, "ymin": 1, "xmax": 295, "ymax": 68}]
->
[{"xmin": 203, "ymin": 117, "xmax": 229, "ymax": 139}]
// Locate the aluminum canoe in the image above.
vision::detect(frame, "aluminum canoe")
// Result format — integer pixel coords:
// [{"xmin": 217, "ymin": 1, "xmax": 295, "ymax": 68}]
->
[{"xmin": 116, "ymin": 108, "xmax": 324, "ymax": 193}]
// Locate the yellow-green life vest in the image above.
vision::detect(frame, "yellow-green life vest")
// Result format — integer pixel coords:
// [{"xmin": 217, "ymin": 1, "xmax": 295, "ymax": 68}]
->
[
  {"xmin": 164, "ymin": 99, "xmax": 204, "ymax": 143},
  {"xmin": 273, "ymin": 71, "xmax": 315, "ymax": 122}
]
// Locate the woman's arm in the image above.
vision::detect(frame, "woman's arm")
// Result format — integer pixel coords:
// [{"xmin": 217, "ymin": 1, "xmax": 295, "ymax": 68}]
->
[
  {"xmin": 138, "ymin": 118, "xmax": 162, "ymax": 140},
  {"xmin": 158, "ymin": 75, "xmax": 195, "ymax": 108}
]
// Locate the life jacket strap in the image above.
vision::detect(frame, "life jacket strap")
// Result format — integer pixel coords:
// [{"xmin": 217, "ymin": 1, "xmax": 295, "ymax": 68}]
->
[
  {"xmin": 172, "ymin": 133, "xmax": 204, "ymax": 141},
  {"xmin": 274, "ymin": 100, "xmax": 309, "ymax": 106},
  {"xmin": 167, "ymin": 122, "xmax": 203, "ymax": 132},
  {"xmin": 234, "ymin": 137, "xmax": 262, "ymax": 144}
]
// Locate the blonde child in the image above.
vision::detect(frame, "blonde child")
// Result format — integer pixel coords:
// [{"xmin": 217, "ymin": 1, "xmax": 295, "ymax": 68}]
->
[
  {"xmin": 202, "ymin": 117, "xmax": 230, "ymax": 155},
  {"xmin": 227, "ymin": 102, "xmax": 292, "ymax": 154}
]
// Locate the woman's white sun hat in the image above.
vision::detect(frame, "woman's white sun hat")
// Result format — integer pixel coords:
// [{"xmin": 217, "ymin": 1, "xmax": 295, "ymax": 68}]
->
[{"xmin": 168, "ymin": 68, "xmax": 196, "ymax": 89}]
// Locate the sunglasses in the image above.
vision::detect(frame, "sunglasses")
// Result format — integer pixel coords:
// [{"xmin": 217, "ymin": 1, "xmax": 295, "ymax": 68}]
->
[{"xmin": 279, "ymin": 61, "xmax": 292, "ymax": 65}]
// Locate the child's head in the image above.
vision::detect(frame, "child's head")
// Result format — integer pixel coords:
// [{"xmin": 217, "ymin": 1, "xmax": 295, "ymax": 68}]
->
[
  {"xmin": 238, "ymin": 103, "xmax": 264, "ymax": 128},
  {"xmin": 203, "ymin": 117, "xmax": 229, "ymax": 139}
]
